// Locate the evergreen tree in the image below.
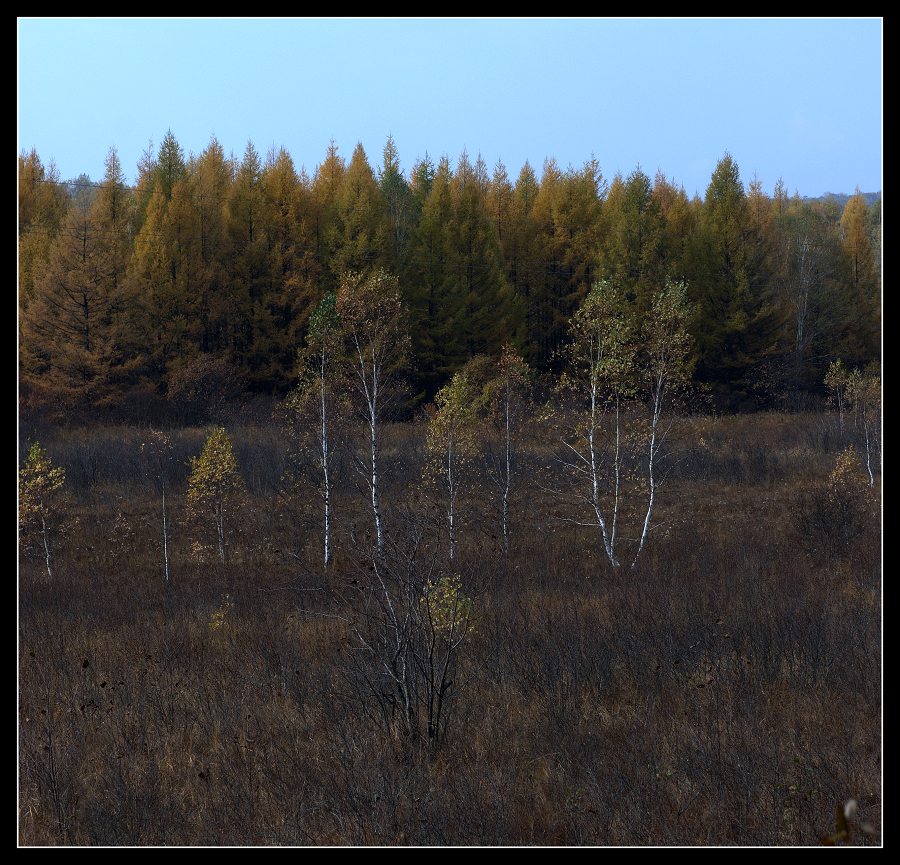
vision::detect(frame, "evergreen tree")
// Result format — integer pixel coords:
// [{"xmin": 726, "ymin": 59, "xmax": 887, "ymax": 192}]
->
[
  {"xmin": 21, "ymin": 150, "xmax": 136, "ymax": 411},
  {"xmin": 379, "ymin": 135, "xmax": 415, "ymax": 267},
  {"xmin": 331, "ymin": 142, "xmax": 389, "ymax": 276}
]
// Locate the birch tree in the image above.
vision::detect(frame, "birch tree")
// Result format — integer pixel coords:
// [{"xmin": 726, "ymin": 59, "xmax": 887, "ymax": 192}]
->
[
  {"xmin": 283, "ymin": 291, "xmax": 344, "ymax": 567},
  {"xmin": 558, "ymin": 279, "xmax": 634, "ymax": 568},
  {"xmin": 632, "ymin": 280, "xmax": 694, "ymax": 567},
  {"xmin": 186, "ymin": 427, "xmax": 244, "ymax": 564},
  {"xmin": 824, "ymin": 359, "xmax": 849, "ymax": 435},
  {"xmin": 481, "ymin": 344, "xmax": 530, "ymax": 554},
  {"xmin": 846, "ymin": 369, "xmax": 880, "ymax": 488},
  {"xmin": 141, "ymin": 429, "xmax": 174, "ymax": 582},
  {"xmin": 425, "ymin": 368, "xmax": 480, "ymax": 561},
  {"xmin": 337, "ymin": 269, "xmax": 409, "ymax": 554},
  {"xmin": 19, "ymin": 443, "xmax": 66, "ymax": 581}
]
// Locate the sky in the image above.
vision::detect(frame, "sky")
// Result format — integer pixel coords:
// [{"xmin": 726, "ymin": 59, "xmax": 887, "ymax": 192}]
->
[{"xmin": 18, "ymin": 17, "xmax": 882, "ymax": 199}]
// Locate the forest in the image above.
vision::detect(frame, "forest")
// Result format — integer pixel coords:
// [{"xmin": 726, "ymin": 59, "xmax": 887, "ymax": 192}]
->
[
  {"xmin": 18, "ymin": 134, "xmax": 881, "ymax": 846},
  {"xmin": 19, "ymin": 133, "xmax": 881, "ymax": 419}
]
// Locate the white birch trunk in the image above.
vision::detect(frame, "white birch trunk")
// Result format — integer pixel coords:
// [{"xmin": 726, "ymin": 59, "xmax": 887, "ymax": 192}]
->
[
  {"xmin": 216, "ymin": 499, "xmax": 225, "ymax": 564},
  {"xmin": 370, "ymin": 403, "xmax": 384, "ymax": 553},
  {"xmin": 610, "ymin": 396, "xmax": 621, "ymax": 553},
  {"xmin": 862, "ymin": 403, "xmax": 875, "ymax": 487},
  {"xmin": 634, "ymin": 373, "xmax": 663, "ymax": 568},
  {"xmin": 162, "ymin": 487, "xmax": 169, "ymax": 582},
  {"xmin": 588, "ymin": 353, "xmax": 616, "ymax": 567},
  {"xmin": 320, "ymin": 348, "xmax": 331, "ymax": 567},
  {"xmin": 447, "ymin": 434, "xmax": 456, "ymax": 561},
  {"xmin": 41, "ymin": 512, "xmax": 53, "ymax": 581},
  {"xmin": 502, "ymin": 388, "xmax": 511, "ymax": 555}
]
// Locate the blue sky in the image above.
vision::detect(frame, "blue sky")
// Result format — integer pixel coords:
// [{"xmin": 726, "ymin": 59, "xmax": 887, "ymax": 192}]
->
[{"xmin": 18, "ymin": 18, "xmax": 882, "ymax": 198}]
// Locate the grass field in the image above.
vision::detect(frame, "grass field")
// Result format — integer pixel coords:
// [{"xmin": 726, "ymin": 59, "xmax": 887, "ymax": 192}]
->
[{"xmin": 18, "ymin": 411, "xmax": 881, "ymax": 845}]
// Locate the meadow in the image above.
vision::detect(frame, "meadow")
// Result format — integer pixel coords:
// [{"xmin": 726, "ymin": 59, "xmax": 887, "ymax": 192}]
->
[{"xmin": 18, "ymin": 409, "xmax": 881, "ymax": 845}]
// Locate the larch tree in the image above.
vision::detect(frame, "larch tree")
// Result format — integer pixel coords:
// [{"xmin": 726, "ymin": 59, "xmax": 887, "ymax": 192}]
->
[
  {"xmin": 530, "ymin": 159, "xmax": 604, "ymax": 369},
  {"xmin": 225, "ymin": 141, "xmax": 271, "ymax": 385},
  {"xmin": 331, "ymin": 142, "xmax": 389, "ymax": 278},
  {"xmin": 337, "ymin": 269, "xmax": 409, "ymax": 553},
  {"xmin": 839, "ymin": 191, "xmax": 881, "ymax": 366},
  {"xmin": 311, "ymin": 141, "xmax": 346, "ymax": 290},
  {"xmin": 18, "ymin": 149, "xmax": 69, "ymax": 309},
  {"xmin": 186, "ymin": 427, "xmax": 244, "ymax": 564},
  {"xmin": 154, "ymin": 129, "xmax": 187, "ymax": 202},
  {"xmin": 261, "ymin": 146, "xmax": 321, "ymax": 387},
  {"xmin": 21, "ymin": 150, "xmax": 134, "ymax": 411},
  {"xmin": 189, "ymin": 137, "xmax": 233, "ymax": 358},
  {"xmin": 774, "ymin": 201, "xmax": 843, "ymax": 389},
  {"xmin": 447, "ymin": 151, "xmax": 524, "ymax": 361},
  {"xmin": 597, "ymin": 167, "xmax": 666, "ymax": 317},
  {"xmin": 19, "ymin": 442, "xmax": 66, "ymax": 581},
  {"xmin": 403, "ymin": 155, "xmax": 459, "ymax": 396},
  {"xmin": 506, "ymin": 162, "xmax": 542, "ymax": 366},
  {"xmin": 378, "ymin": 135, "xmax": 415, "ymax": 268}
]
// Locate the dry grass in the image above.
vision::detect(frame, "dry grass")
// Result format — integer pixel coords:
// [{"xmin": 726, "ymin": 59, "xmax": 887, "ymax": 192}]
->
[{"xmin": 18, "ymin": 411, "xmax": 880, "ymax": 845}]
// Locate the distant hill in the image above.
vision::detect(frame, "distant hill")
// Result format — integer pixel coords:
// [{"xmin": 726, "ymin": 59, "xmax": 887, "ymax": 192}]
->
[{"xmin": 802, "ymin": 191, "xmax": 881, "ymax": 208}]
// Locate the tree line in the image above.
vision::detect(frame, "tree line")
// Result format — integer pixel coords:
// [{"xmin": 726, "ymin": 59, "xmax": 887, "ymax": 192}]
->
[
  {"xmin": 18, "ymin": 133, "xmax": 881, "ymax": 417},
  {"xmin": 21, "ymin": 265, "xmax": 881, "ymax": 584}
]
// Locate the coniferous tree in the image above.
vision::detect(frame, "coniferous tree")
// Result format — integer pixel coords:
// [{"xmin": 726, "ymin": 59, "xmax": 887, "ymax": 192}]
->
[{"xmin": 379, "ymin": 135, "xmax": 415, "ymax": 268}]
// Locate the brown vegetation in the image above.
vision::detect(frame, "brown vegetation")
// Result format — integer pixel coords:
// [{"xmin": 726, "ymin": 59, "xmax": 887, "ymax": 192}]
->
[{"xmin": 18, "ymin": 411, "xmax": 880, "ymax": 845}]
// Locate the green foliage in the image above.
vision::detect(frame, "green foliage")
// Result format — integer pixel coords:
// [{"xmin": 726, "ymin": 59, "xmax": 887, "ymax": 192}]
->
[
  {"xmin": 425, "ymin": 368, "xmax": 481, "ymax": 481},
  {"xmin": 336, "ymin": 268, "xmax": 410, "ymax": 385},
  {"xmin": 824, "ymin": 358, "xmax": 848, "ymax": 394},
  {"xmin": 569, "ymin": 279, "xmax": 635, "ymax": 397},
  {"xmin": 18, "ymin": 139, "xmax": 880, "ymax": 416},
  {"xmin": 421, "ymin": 574, "xmax": 473, "ymax": 638},
  {"xmin": 186, "ymin": 428, "xmax": 244, "ymax": 563},
  {"xmin": 19, "ymin": 442, "xmax": 65, "ymax": 530},
  {"xmin": 187, "ymin": 427, "xmax": 244, "ymax": 512},
  {"xmin": 642, "ymin": 279, "xmax": 696, "ymax": 393}
]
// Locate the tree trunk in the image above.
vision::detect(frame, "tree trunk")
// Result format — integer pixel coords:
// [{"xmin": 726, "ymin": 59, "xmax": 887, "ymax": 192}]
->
[
  {"xmin": 216, "ymin": 500, "xmax": 225, "ymax": 564},
  {"xmin": 321, "ymin": 355, "xmax": 331, "ymax": 568},
  {"xmin": 41, "ymin": 512, "xmax": 53, "ymax": 581},
  {"xmin": 370, "ymin": 407, "xmax": 384, "ymax": 553},
  {"xmin": 162, "ymin": 487, "xmax": 169, "ymax": 582},
  {"xmin": 588, "ymin": 370, "xmax": 616, "ymax": 568},
  {"xmin": 448, "ymin": 436, "xmax": 456, "ymax": 561},
  {"xmin": 502, "ymin": 391, "xmax": 511, "ymax": 555},
  {"xmin": 634, "ymin": 380, "xmax": 662, "ymax": 568}
]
